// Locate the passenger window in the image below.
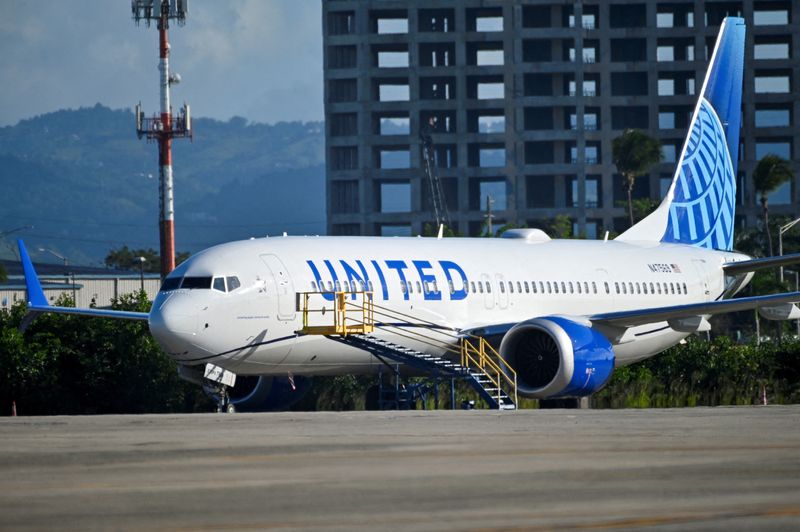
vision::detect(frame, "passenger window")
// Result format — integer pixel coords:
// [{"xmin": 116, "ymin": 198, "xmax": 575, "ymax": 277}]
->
[
  {"xmin": 603, "ymin": 282, "xmax": 608, "ymax": 294},
  {"xmin": 683, "ymin": 282, "xmax": 688, "ymax": 293},
  {"xmin": 576, "ymin": 282, "xmax": 581, "ymax": 294},
  {"xmin": 401, "ymin": 282, "xmax": 407, "ymax": 294},
  {"xmin": 478, "ymin": 282, "xmax": 484, "ymax": 294},
  {"xmin": 471, "ymin": 281, "xmax": 477, "ymax": 293},
  {"xmin": 311, "ymin": 281, "xmax": 317, "ymax": 291},
  {"xmin": 649, "ymin": 282, "xmax": 655, "ymax": 294},
  {"xmin": 213, "ymin": 277, "xmax": 226, "ymax": 292},
  {"xmin": 635, "ymin": 282, "xmax": 640, "ymax": 294},
  {"xmin": 500, "ymin": 282, "xmax": 506, "ymax": 294},
  {"xmin": 622, "ymin": 283, "xmax": 627, "ymax": 295},
  {"xmin": 540, "ymin": 281, "xmax": 545, "ymax": 293},
  {"xmin": 615, "ymin": 282, "xmax": 620, "ymax": 294},
  {"xmin": 657, "ymin": 283, "xmax": 662, "ymax": 295},
  {"xmin": 585, "ymin": 282, "xmax": 590, "ymax": 294},
  {"xmin": 368, "ymin": 281, "xmax": 374, "ymax": 291},
  {"xmin": 417, "ymin": 281, "xmax": 423, "ymax": 293},
  {"xmin": 568, "ymin": 282, "xmax": 573, "ymax": 294},
  {"xmin": 670, "ymin": 283, "xmax": 675, "ymax": 294},
  {"xmin": 509, "ymin": 282, "xmax": 515, "ymax": 294},
  {"xmin": 449, "ymin": 280, "xmax": 454, "ymax": 294},
  {"xmin": 643, "ymin": 283, "xmax": 648, "ymax": 294},
  {"xmin": 524, "ymin": 281, "xmax": 530, "ymax": 293},
  {"xmin": 487, "ymin": 283, "xmax": 492, "ymax": 293},
  {"xmin": 628, "ymin": 282, "xmax": 633, "ymax": 294}
]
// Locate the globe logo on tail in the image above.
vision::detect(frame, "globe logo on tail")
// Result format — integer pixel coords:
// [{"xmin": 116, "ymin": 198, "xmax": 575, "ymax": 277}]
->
[{"xmin": 662, "ymin": 98, "xmax": 736, "ymax": 251}]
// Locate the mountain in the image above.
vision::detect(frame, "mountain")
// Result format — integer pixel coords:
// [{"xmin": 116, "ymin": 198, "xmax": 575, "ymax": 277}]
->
[{"xmin": 0, "ymin": 104, "xmax": 325, "ymax": 267}]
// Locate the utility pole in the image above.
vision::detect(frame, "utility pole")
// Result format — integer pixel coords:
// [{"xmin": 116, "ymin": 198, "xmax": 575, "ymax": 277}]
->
[{"xmin": 132, "ymin": 0, "xmax": 192, "ymax": 278}]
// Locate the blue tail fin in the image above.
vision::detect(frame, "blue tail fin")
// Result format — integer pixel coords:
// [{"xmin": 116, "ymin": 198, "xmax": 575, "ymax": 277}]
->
[
  {"xmin": 17, "ymin": 239, "xmax": 49, "ymax": 307},
  {"xmin": 617, "ymin": 17, "xmax": 745, "ymax": 251}
]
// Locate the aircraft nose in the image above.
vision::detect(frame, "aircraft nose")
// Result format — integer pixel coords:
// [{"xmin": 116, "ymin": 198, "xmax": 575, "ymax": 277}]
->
[{"xmin": 149, "ymin": 293, "xmax": 199, "ymax": 357}]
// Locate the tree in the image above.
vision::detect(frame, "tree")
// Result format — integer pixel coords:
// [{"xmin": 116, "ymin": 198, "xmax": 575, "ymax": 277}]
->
[
  {"xmin": 753, "ymin": 154, "xmax": 794, "ymax": 257},
  {"xmin": 105, "ymin": 246, "xmax": 190, "ymax": 273},
  {"xmin": 612, "ymin": 129, "xmax": 663, "ymax": 228}
]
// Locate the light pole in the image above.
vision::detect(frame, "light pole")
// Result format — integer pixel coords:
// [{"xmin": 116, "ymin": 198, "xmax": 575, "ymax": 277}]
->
[
  {"xmin": 38, "ymin": 248, "xmax": 74, "ymax": 306},
  {"xmin": 785, "ymin": 270, "xmax": 800, "ymax": 338},
  {"xmin": 136, "ymin": 256, "xmax": 147, "ymax": 292},
  {"xmin": 38, "ymin": 247, "xmax": 68, "ymax": 267},
  {"xmin": 778, "ymin": 217, "xmax": 800, "ymax": 282}
]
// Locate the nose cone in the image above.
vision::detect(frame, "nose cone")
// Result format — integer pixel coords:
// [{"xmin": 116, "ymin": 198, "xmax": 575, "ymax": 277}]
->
[{"xmin": 149, "ymin": 292, "xmax": 200, "ymax": 358}]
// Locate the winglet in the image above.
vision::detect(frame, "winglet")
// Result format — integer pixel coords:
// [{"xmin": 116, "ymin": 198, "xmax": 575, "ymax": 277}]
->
[{"xmin": 17, "ymin": 239, "xmax": 48, "ymax": 307}]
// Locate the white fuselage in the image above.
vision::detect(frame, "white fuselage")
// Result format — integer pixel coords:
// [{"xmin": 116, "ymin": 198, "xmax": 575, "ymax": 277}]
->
[{"xmin": 148, "ymin": 235, "xmax": 749, "ymax": 377}]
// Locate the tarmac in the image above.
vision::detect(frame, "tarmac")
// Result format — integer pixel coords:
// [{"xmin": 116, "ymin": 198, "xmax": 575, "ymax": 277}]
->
[{"xmin": 1, "ymin": 406, "xmax": 799, "ymax": 531}]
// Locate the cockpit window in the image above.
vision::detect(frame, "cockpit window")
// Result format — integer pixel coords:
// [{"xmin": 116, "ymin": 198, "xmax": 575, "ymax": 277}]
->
[
  {"xmin": 213, "ymin": 277, "xmax": 226, "ymax": 292},
  {"xmin": 160, "ymin": 277, "xmax": 182, "ymax": 291},
  {"xmin": 226, "ymin": 276, "xmax": 241, "ymax": 292},
  {"xmin": 181, "ymin": 276, "xmax": 212, "ymax": 289}
]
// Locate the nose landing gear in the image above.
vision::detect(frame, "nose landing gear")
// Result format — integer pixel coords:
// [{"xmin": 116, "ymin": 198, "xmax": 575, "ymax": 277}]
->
[{"xmin": 202, "ymin": 363, "xmax": 238, "ymax": 414}]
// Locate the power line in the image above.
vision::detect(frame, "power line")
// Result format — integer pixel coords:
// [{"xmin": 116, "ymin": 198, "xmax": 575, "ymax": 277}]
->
[{"xmin": 0, "ymin": 214, "xmax": 327, "ymax": 229}]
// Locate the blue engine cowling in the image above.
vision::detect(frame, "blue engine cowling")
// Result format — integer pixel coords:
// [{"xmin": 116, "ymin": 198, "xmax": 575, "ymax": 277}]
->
[
  {"xmin": 499, "ymin": 316, "xmax": 615, "ymax": 398},
  {"xmin": 226, "ymin": 375, "xmax": 312, "ymax": 412}
]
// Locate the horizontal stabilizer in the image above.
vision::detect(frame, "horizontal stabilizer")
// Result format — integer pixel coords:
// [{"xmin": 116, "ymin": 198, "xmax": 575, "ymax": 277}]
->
[{"xmin": 723, "ymin": 253, "xmax": 800, "ymax": 275}]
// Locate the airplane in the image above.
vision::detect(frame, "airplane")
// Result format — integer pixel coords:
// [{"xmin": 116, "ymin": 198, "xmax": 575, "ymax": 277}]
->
[{"xmin": 15, "ymin": 17, "xmax": 800, "ymax": 411}]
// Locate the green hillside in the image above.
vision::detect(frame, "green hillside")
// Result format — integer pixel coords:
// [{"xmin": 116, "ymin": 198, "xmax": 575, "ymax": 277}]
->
[{"xmin": 0, "ymin": 104, "xmax": 325, "ymax": 266}]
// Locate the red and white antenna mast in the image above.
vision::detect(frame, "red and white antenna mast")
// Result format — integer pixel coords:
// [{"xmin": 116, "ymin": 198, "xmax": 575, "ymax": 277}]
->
[{"xmin": 132, "ymin": 0, "xmax": 192, "ymax": 278}]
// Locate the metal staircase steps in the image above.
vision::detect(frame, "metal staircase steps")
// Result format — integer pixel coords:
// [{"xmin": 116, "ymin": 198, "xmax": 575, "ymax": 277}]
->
[{"xmin": 331, "ymin": 334, "xmax": 516, "ymax": 410}]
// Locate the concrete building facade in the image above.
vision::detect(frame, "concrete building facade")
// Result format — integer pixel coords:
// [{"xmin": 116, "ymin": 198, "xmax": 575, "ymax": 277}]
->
[{"xmin": 323, "ymin": 0, "xmax": 800, "ymax": 238}]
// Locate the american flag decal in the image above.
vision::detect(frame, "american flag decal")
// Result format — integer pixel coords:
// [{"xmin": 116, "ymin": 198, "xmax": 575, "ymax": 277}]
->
[{"xmin": 671, "ymin": 264, "xmax": 681, "ymax": 273}]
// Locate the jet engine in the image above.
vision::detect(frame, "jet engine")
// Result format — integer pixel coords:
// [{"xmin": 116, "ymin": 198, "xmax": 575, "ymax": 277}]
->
[
  {"xmin": 225, "ymin": 375, "xmax": 312, "ymax": 412},
  {"xmin": 499, "ymin": 316, "xmax": 615, "ymax": 398}
]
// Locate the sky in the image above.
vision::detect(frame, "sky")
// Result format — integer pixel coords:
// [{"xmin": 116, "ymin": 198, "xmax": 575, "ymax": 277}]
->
[{"xmin": 0, "ymin": 1, "xmax": 324, "ymax": 126}]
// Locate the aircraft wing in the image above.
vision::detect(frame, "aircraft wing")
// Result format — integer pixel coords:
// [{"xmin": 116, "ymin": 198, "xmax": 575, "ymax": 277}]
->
[
  {"xmin": 16, "ymin": 239, "xmax": 150, "ymax": 328},
  {"xmin": 723, "ymin": 253, "xmax": 800, "ymax": 275},
  {"xmin": 460, "ymin": 292, "xmax": 800, "ymax": 341},
  {"xmin": 590, "ymin": 291, "xmax": 800, "ymax": 328}
]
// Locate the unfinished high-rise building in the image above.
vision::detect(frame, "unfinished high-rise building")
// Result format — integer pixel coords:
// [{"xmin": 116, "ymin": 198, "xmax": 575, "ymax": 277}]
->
[{"xmin": 323, "ymin": 0, "xmax": 800, "ymax": 238}]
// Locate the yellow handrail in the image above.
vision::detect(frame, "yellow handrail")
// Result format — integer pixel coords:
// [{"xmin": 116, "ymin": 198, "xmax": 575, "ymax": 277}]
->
[
  {"xmin": 297, "ymin": 290, "xmax": 374, "ymax": 336},
  {"xmin": 297, "ymin": 290, "xmax": 517, "ymax": 408}
]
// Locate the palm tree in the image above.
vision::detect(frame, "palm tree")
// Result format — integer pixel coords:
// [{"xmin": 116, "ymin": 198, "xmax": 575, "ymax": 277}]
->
[
  {"xmin": 612, "ymin": 129, "xmax": 663, "ymax": 227},
  {"xmin": 753, "ymin": 154, "xmax": 794, "ymax": 257}
]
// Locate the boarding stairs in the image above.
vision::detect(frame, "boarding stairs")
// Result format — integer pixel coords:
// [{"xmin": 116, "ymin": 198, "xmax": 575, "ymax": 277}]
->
[{"xmin": 297, "ymin": 291, "xmax": 517, "ymax": 410}]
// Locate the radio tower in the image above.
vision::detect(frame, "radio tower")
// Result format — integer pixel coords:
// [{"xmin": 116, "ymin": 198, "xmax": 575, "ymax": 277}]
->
[{"xmin": 132, "ymin": 0, "xmax": 192, "ymax": 277}]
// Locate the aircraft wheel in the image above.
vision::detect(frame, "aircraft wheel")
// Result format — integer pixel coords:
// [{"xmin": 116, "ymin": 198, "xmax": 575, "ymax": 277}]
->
[{"xmin": 226, "ymin": 403, "xmax": 237, "ymax": 414}]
